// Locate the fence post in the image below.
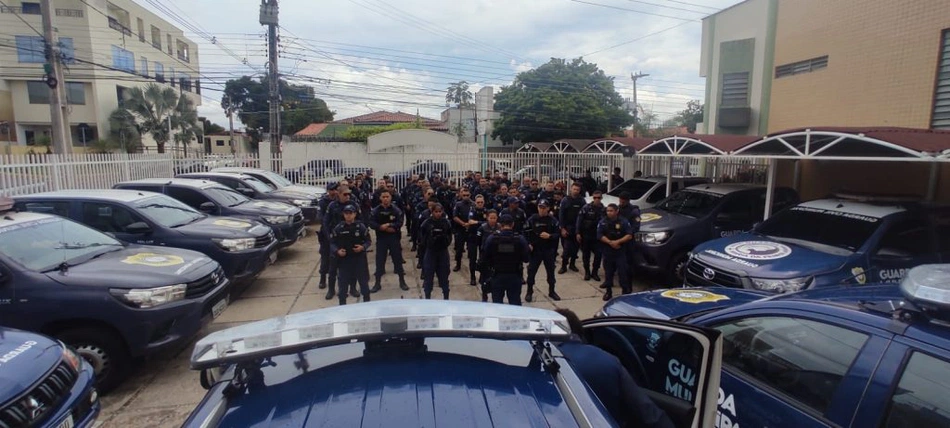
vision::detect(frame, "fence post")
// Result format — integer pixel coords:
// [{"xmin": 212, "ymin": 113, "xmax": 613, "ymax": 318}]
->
[
  {"xmin": 123, "ymin": 153, "xmax": 132, "ymax": 181},
  {"xmin": 50, "ymin": 154, "xmax": 63, "ymax": 190}
]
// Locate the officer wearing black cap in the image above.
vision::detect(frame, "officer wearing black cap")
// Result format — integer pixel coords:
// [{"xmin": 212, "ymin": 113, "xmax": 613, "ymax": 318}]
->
[
  {"xmin": 481, "ymin": 214, "xmax": 530, "ymax": 305},
  {"xmin": 465, "ymin": 195, "xmax": 489, "ymax": 286},
  {"xmin": 451, "ymin": 188, "xmax": 474, "ymax": 273},
  {"xmin": 419, "ymin": 203, "xmax": 453, "ymax": 299},
  {"xmin": 558, "ymin": 182, "xmax": 586, "ymax": 274},
  {"xmin": 325, "ymin": 186, "xmax": 362, "ymax": 299},
  {"xmin": 525, "ymin": 199, "xmax": 561, "ymax": 302},
  {"xmin": 598, "ymin": 203, "xmax": 634, "ymax": 301},
  {"xmin": 617, "ymin": 191, "xmax": 642, "ymax": 290},
  {"xmin": 475, "ymin": 209, "xmax": 500, "ymax": 301},
  {"xmin": 368, "ymin": 190, "xmax": 409, "ymax": 292},
  {"xmin": 330, "ymin": 204, "xmax": 372, "ymax": 305},
  {"xmin": 576, "ymin": 190, "xmax": 605, "ymax": 282},
  {"xmin": 316, "ymin": 182, "xmax": 339, "ymax": 293},
  {"xmin": 500, "ymin": 196, "xmax": 527, "ymax": 233}
]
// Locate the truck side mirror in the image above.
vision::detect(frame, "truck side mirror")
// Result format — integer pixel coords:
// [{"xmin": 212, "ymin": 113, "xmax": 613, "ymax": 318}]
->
[
  {"xmin": 125, "ymin": 222, "xmax": 152, "ymax": 235},
  {"xmin": 199, "ymin": 202, "xmax": 218, "ymax": 214}
]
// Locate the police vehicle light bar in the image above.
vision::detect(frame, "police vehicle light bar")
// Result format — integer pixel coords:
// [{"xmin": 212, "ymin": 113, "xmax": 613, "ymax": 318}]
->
[
  {"xmin": 901, "ymin": 264, "xmax": 950, "ymax": 310},
  {"xmin": 191, "ymin": 300, "xmax": 571, "ymax": 369}
]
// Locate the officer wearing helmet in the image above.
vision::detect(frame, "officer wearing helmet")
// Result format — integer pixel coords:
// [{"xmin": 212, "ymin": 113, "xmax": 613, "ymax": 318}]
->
[{"xmin": 481, "ymin": 214, "xmax": 530, "ymax": 305}]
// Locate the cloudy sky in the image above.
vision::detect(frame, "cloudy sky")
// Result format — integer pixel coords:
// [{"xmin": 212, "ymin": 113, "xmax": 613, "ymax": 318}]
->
[{"xmin": 139, "ymin": 0, "xmax": 742, "ymax": 128}]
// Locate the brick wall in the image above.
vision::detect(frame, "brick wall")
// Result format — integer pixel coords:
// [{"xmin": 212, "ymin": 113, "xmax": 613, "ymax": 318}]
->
[{"xmin": 768, "ymin": 0, "xmax": 950, "ymax": 132}]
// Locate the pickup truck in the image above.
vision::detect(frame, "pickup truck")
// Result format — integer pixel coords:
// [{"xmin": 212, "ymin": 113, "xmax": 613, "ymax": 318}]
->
[{"xmin": 283, "ymin": 159, "xmax": 369, "ymax": 185}]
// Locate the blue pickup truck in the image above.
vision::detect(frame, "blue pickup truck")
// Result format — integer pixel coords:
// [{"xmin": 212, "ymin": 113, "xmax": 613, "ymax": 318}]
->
[
  {"xmin": 601, "ymin": 264, "xmax": 950, "ymax": 428},
  {"xmin": 0, "ymin": 327, "xmax": 99, "ymax": 428}
]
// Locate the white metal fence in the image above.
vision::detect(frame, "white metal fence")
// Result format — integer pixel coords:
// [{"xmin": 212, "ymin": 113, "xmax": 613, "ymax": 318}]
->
[{"xmin": 0, "ymin": 150, "xmax": 772, "ymax": 198}]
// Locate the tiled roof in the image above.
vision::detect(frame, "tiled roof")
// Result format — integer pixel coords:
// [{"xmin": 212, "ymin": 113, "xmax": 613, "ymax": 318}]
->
[
  {"xmin": 334, "ymin": 111, "xmax": 442, "ymax": 125},
  {"xmin": 294, "ymin": 123, "xmax": 329, "ymax": 136}
]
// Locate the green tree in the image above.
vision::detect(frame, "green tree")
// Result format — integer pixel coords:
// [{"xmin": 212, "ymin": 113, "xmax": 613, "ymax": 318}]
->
[
  {"xmin": 672, "ymin": 100, "xmax": 704, "ymax": 133},
  {"xmin": 446, "ymin": 81, "xmax": 473, "ymax": 142},
  {"xmin": 492, "ymin": 58, "xmax": 633, "ymax": 145},
  {"xmin": 114, "ymin": 84, "xmax": 184, "ymax": 153},
  {"xmin": 108, "ymin": 108, "xmax": 142, "ymax": 153},
  {"xmin": 222, "ymin": 75, "xmax": 334, "ymax": 141},
  {"xmin": 200, "ymin": 117, "xmax": 226, "ymax": 134}
]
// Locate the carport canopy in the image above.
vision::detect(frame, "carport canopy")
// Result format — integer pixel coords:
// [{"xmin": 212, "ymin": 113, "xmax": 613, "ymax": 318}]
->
[
  {"xmin": 732, "ymin": 127, "xmax": 950, "ymax": 161},
  {"xmin": 638, "ymin": 134, "xmax": 760, "ymax": 157}
]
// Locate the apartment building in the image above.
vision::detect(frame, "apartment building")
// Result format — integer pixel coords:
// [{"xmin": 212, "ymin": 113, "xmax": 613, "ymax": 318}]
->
[
  {"xmin": 699, "ymin": 0, "xmax": 950, "ymax": 135},
  {"xmin": 0, "ymin": 0, "xmax": 201, "ymax": 153}
]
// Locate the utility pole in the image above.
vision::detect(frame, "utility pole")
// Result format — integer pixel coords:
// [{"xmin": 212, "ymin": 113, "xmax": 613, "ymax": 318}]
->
[
  {"xmin": 227, "ymin": 106, "xmax": 236, "ymax": 154},
  {"xmin": 260, "ymin": 0, "xmax": 280, "ymax": 158},
  {"xmin": 630, "ymin": 71, "xmax": 649, "ymax": 137},
  {"xmin": 41, "ymin": 0, "xmax": 72, "ymax": 154}
]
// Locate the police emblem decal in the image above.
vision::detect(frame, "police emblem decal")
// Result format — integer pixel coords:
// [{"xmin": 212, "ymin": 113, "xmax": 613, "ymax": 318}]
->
[
  {"xmin": 640, "ymin": 213, "xmax": 662, "ymax": 222},
  {"xmin": 851, "ymin": 266, "xmax": 867, "ymax": 284},
  {"xmin": 660, "ymin": 289, "xmax": 730, "ymax": 304},
  {"xmin": 212, "ymin": 219, "xmax": 252, "ymax": 229},
  {"xmin": 723, "ymin": 241, "xmax": 792, "ymax": 260},
  {"xmin": 121, "ymin": 252, "xmax": 185, "ymax": 267}
]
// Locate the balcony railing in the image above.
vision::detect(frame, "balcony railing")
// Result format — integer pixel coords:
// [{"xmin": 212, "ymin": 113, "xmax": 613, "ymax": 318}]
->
[
  {"xmin": 55, "ymin": 8, "xmax": 83, "ymax": 18},
  {"xmin": 108, "ymin": 17, "xmax": 132, "ymax": 36}
]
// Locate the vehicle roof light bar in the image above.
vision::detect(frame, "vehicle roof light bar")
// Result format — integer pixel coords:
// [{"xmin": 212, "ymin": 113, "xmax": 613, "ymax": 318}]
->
[
  {"xmin": 901, "ymin": 265, "xmax": 950, "ymax": 314},
  {"xmin": 191, "ymin": 300, "xmax": 571, "ymax": 369}
]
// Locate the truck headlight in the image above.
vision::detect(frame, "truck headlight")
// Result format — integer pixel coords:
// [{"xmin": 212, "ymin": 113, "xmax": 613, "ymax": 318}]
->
[
  {"xmin": 638, "ymin": 231, "xmax": 671, "ymax": 245},
  {"xmin": 751, "ymin": 277, "xmax": 812, "ymax": 294},
  {"xmin": 60, "ymin": 343, "xmax": 82, "ymax": 371},
  {"xmin": 110, "ymin": 284, "xmax": 187, "ymax": 308},
  {"xmin": 291, "ymin": 199, "xmax": 311, "ymax": 207},
  {"xmin": 262, "ymin": 215, "xmax": 291, "ymax": 224},
  {"xmin": 213, "ymin": 237, "xmax": 256, "ymax": 251}
]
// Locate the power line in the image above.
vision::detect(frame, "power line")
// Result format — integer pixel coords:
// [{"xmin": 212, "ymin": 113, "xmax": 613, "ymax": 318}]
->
[{"xmin": 569, "ymin": 0, "xmax": 699, "ymax": 22}]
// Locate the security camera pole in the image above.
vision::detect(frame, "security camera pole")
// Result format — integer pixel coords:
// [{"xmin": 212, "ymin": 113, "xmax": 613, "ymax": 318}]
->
[{"xmin": 41, "ymin": 0, "xmax": 72, "ymax": 153}]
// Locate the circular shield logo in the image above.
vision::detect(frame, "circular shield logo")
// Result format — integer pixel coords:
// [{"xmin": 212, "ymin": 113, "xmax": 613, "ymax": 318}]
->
[
  {"xmin": 661, "ymin": 289, "xmax": 730, "ymax": 304},
  {"xmin": 121, "ymin": 252, "xmax": 185, "ymax": 267},
  {"xmin": 724, "ymin": 241, "xmax": 792, "ymax": 260},
  {"xmin": 641, "ymin": 213, "xmax": 662, "ymax": 222},
  {"xmin": 213, "ymin": 219, "xmax": 251, "ymax": 229}
]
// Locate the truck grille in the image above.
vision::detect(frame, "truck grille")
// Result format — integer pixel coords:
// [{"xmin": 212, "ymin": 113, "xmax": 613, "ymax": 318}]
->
[
  {"xmin": 186, "ymin": 266, "xmax": 225, "ymax": 298},
  {"xmin": 293, "ymin": 213, "xmax": 304, "ymax": 224},
  {"xmin": 0, "ymin": 361, "xmax": 78, "ymax": 428},
  {"xmin": 254, "ymin": 232, "xmax": 275, "ymax": 248},
  {"xmin": 685, "ymin": 258, "xmax": 743, "ymax": 288}
]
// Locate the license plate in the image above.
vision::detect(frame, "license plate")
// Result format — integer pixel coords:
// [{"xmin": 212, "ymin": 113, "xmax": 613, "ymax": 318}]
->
[
  {"xmin": 268, "ymin": 251, "xmax": 278, "ymax": 264},
  {"xmin": 56, "ymin": 415, "xmax": 74, "ymax": 428},
  {"xmin": 211, "ymin": 297, "xmax": 229, "ymax": 319}
]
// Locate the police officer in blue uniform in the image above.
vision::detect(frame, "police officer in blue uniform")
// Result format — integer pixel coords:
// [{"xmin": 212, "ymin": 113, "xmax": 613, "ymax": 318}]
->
[
  {"xmin": 525, "ymin": 199, "xmax": 562, "ymax": 302},
  {"xmin": 617, "ymin": 191, "xmax": 642, "ymax": 290},
  {"xmin": 451, "ymin": 188, "xmax": 474, "ymax": 272},
  {"xmin": 500, "ymin": 196, "xmax": 527, "ymax": 234},
  {"xmin": 558, "ymin": 183, "xmax": 587, "ymax": 274},
  {"xmin": 482, "ymin": 214, "xmax": 530, "ymax": 305},
  {"xmin": 414, "ymin": 195, "xmax": 438, "ymax": 269},
  {"xmin": 465, "ymin": 195, "xmax": 489, "ymax": 286},
  {"xmin": 325, "ymin": 186, "xmax": 362, "ymax": 300},
  {"xmin": 330, "ymin": 204, "xmax": 372, "ymax": 305},
  {"xmin": 598, "ymin": 203, "xmax": 634, "ymax": 301},
  {"xmin": 577, "ymin": 191, "xmax": 605, "ymax": 282},
  {"xmin": 523, "ymin": 178, "xmax": 541, "ymax": 217},
  {"xmin": 316, "ymin": 182, "xmax": 339, "ymax": 292},
  {"xmin": 475, "ymin": 209, "xmax": 500, "ymax": 301},
  {"xmin": 419, "ymin": 203, "xmax": 453, "ymax": 299},
  {"xmin": 368, "ymin": 190, "xmax": 410, "ymax": 292}
]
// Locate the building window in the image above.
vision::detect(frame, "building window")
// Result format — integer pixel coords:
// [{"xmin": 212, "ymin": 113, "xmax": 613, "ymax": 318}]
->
[
  {"xmin": 176, "ymin": 39, "xmax": 190, "ymax": 63},
  {"xmin": 58, "ymin": 37, "xmax": 74, "ymax": 64},
  {"xmin": 20, "ymin": 2, "xmax": 40, "ymax": 14},
  {"xmin": 137, "ymin": 18, "xmax": 144, "ymax": 42},
  {"xmin": 151, "ymin": 25, "xmax": 161, "ymax": 49},
  {"xmin": 154, "ymin": 61, "xmax": 165, "ymax": 82},
  {"xmin": 775, "ymin": 55, "xmax": 829, "ymax": 79},
  {"xmin": 216, "ymin": 140, "xmax": 225, "ymax": 146},
  {"xmin": 116, "ymin": 86, "xmax": 129, "ymax": 106},
  {"xmin": 180, "ymin": 74, "xmax": 192, "ymax": 92},
  {"xmin": 721, "ymin": 72, "xmax": 750, "ymax": 106},
  {"xmin": 66, "ymin": 82, "xmax": 85, "ymax": 105},
  {"xmin": 932, "ymin": 30, "xmax": 950, "ymax": 129},
  {"xmin": 140, "ymin": 57, "xmax": 148, "ymax": 76},
  {"xmin": 111, "ymin": 45, "xmax": 135, "ymax": 73},
  {"xmin": 166, "ymin": 34, "xmax": 172, "ymax": 55},
  {"xmin": 26, "ymin": 81, "xmax": 50, "ymax": 104},
  {"xmin": 15, "ymin": 35, "xmax": 45, "ymax": 63},
  {"xmin": 169, "ymin": 67, "xmax": 176, "ymax": 87}
]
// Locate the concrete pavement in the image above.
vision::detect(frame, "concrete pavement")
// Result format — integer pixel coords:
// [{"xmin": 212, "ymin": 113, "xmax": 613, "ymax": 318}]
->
[{"xmin": 96, "ymin": 227, "xmax": 653, "ymax": 427}]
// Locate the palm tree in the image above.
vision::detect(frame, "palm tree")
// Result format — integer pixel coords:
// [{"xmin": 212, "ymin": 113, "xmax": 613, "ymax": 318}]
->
[
  {"xmin": 115, "ymin": 83, "xmax": 197, "ymax": 154},
  {"xmin": 172, "ymin": 94, "xmax": 201, "ymax": 155},
  {"xmin": 446, "ymin": 81, "xmax": 473, "ymax": 142},
  {"xmin": 107, "ymin": 108, "xmax": 142, "ymax": 153}
]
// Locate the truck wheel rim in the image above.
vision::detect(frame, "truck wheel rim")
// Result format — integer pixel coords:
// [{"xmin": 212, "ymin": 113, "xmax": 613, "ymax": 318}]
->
[{"xmin": 74, "ymin": 344, "xmax": 111, "ymax": 377}]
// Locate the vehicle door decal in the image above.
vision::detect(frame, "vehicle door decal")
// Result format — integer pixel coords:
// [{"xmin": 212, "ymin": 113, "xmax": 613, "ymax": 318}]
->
[{"xmin": 717, "ymin": 388, "xmax": 740, "ymax": 428}]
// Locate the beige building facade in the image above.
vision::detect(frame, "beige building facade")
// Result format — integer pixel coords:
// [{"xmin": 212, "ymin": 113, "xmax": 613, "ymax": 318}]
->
[
  {"xmin": 0, "ymin": 0, "xmax": 201, "ymax": 152},
  {"xmin": 701, "ymin": 0, "xmax": 950, "ymax": 134}
]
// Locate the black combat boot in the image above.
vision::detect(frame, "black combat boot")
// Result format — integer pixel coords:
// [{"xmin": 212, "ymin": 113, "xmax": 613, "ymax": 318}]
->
[
  {"xmin": 325, "ymin": 288, "xmax": 335, "ymax": 300},
  {"xmin": 602, "ymin": 288, "xmax": 613, "ymax": 301},
  {"xmin": 525, "ymin": 287, "xmax": 534, "ymax": 303},
  {"xmin": 548, "ymin": 286, "xmax": 561, "ymax": 301},
  {"xmin": 583, "ymin": 267, "xmax": 591, "ymax": 281},
  {"xmin": 557, "ymin": 261, "xmax": 568, "ymax": 275},
  {"xmin": 452, "ymin": 261, "xmax": 462, "ymax": 272},
  {"xmin": 591, "ymin": 271, "xmax": 602, "ymax": 282},
  {"xmin": 349, "ymin": 284, "xmax": 360, "ymax": 298},
  {"xmin": 398, "ymin": 275, "xmax": 410, "ymax": 291},
  {"xmin": 371, "ymin": 277, "xmax": 382, "ymax": 293},
  {"xmin": 569, "ymin": 259, "xmax": 579, "ymax": 272},
  {"xmin": 318, "ymin": 274, "xmax": 327, "ymax": 289}
]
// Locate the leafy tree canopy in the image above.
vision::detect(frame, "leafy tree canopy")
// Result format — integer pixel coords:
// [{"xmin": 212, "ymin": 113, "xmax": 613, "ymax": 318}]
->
[
  {"xmin": 221, "ymin": 75, "xmax": 335, "ymax": 140},
  {"xmin": 491, "ymin": 58, "xmax": 634, "ymax": 145},
  {"xmin": 200, "ymin": 117, "xmax": 226, "ymax": 134},
  {"xmin": 672, "ymin": 100, "xmax": 704, "ymax": 133}
]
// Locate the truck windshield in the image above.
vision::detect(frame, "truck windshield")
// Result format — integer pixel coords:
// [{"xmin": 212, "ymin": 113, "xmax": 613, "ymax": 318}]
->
[
  {"xmin": 243, "ymin": 177, "xmax": 274, "ymax": 193},
  {"xmin": 0, "ymin": 217, "xmax": 123, "ymax": 272},
  {"xmin": 259, "ymin": 171, "xmax": 293, "ymax": 188},
  {"xmin": 205, "ymin": 187, "xmax": 251, "ymax": 207},
  {"xmin": 136, "ymin": 195, "xmax": 204, "ymax": 228},
  {"xmin": 654, "ymin": 190, "xmax": 722, "ymax": 218},
  {"xmin": 607, "ymin": 179, "xmax": 655, "ymax": 199},
  {"xmin": 755, "ymin": 207, "xmax": 882, "ymax": 252}
]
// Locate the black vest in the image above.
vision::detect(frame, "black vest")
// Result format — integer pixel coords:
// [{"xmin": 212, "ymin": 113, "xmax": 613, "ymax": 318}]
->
[
  {"xmin": 426, "ymin": 218, "xmax": 452, "ymax": 250},
  {"xmin": 492, "ymin": 232, "xmax": 522, "ymax": 274}
]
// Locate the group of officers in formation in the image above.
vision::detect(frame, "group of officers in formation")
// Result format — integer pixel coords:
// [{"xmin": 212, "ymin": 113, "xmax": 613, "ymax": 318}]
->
[{"xmin": 314, "ymin": 169, "xmax": 643, "ymax": 306}]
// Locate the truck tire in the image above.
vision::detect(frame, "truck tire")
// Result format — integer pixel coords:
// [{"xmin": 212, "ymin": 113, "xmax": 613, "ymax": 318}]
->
[
  {"xmin": 58, "ymin": 327, "xmax": 131, "ymax": 393},
  {"xmin": 667, "ymin": 251, "xmax": 690, "ymax": 285}
]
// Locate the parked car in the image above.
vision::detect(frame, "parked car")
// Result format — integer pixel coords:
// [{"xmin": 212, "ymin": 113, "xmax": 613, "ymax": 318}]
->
[
  {"xmin": 177, "ymin": 172, "xmax": 320, "ymax": 223},
  {"xmin": 685, "ymin": 197, "xmax": 950, "ymax": 293},
  {"xmin": 0, "ymin": 199, "xmax": 229, "ymax": 391},
  {"xmin": 211, "ymin": 167, "xmax": 326, "ymax": 198},
  {"xmin": 14, "ymin": 190, "xmax": 278, "ymax": 289},
  {"xmin": 0, "ymin": 326, "xmax": 100, "ymax": 428},
  {"xmin": 601, "ymin": 264, "xmax": 950, "ymax": 428},
  {"xmin": 113, "ymin": 179, "xmax": 305, "ymax": 249},
  {"xmin": 184, "ymin": 300, "xmax": 723, "ymax": 428},
  {"xmin": 587, "ymin": 176, "xmax": 711, "ymax": 209},
  {"xmin": 173, "ymin": 158, "xmax": 209, "ymax": 175},
  {"xmin": 389, "ymin": 160, "xmax": 451, "ymax": 188},
  {"xmin": 282, "ymin": 159, "xmax": 368, "ymax": 185},
  {"xmin": 634, "ymin": 183, "xmax": 799, "ymax": 283}
]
